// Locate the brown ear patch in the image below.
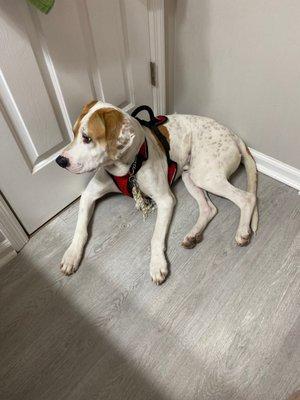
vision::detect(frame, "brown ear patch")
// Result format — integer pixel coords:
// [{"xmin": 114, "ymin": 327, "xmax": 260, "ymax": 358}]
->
[
  {"xmin": 73, "ymin": 100, "xmax": 98, "ymax": 136},
  {"xmin": 88, "ymin": 108, "xmax": 124, "ymax": 159},
  {"xmin": 87, "ymin": 109, "xmax": 106, "ymax": 144}
]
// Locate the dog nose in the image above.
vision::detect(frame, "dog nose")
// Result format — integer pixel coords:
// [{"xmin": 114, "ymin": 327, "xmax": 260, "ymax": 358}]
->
[{"xmin": 55, "ymin": 155, "xmax": 69, "ymax": 168}]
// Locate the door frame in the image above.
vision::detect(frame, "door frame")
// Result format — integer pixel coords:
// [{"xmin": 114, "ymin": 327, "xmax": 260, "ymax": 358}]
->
[
  {"xmin": 0, "ymin": 193, "xmax": 28, "ymax": 252},
  {"xmin": 0, "ymin": 0, "xmax": 166, "ymax": 251},
  {"xmin": 148, "ymin": 0, "xmax": 166, "ymax": 114}
]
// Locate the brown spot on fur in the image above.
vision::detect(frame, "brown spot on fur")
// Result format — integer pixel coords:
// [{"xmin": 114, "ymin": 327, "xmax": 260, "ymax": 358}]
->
[
  {"xmin": 88, "ymin": 108, "xmax": 124, "ymax": 159},
  {"xmin": 154, "ymin": 125, "xmax": 170, "ymax": 151},
  {"xmin": 288, "ymin": 392, "xmax": 300, "ymax": 400},
  {"xmin": 87, "ymin": 110, "xmax": 106, "ymax": 143},
  {"xmin": 181, "ymin": 237, "xmax": 197, "ymax": 249},
  {"xmin": 181, "ymin": 233, "xmax": 202, "ymax": 249},
  {"xmin": 73, "ymin": 100, "xmax": 97, "ymax": 136},
  {"xmin": 159, "ymin": 125, "xmax": 170, "ymax": 142}
]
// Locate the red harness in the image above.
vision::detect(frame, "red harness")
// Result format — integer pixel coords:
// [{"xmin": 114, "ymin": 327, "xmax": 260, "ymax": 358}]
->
[
  {"xmin": 106, "ymin": 106, "xmax": 177, "ymax": 197},
  {"xmin": 107, "ymin": 140, "xmax": 148, "ymax": 197}
]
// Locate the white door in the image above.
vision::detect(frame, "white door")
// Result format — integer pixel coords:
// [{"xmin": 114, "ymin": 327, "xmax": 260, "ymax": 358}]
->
[{"xmin": 0, "ymin": 0, "xmax": 163, "ymax": 234}]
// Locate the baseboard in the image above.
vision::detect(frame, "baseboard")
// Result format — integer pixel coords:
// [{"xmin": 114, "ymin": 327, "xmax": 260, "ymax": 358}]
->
[
  {"xmin": 249, "ymin": 148, "xmax": 300, "ymax": 192},
  {"xmin": 0, "ymin": 238, "xmax": 17, "ymax": 268}
]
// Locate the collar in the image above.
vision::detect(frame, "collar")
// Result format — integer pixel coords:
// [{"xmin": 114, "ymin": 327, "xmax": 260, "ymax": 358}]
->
[{"xmin": 106, "ymin": 140, "xmax": 148, "ymax": 197}]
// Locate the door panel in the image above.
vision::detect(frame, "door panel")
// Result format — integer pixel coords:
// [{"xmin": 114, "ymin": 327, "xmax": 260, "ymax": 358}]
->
[
  {"xmin": 0, "ymin": 0, "xmax": 155, "ymax": 233},
  {"xmin": 83, "ymin": 0, "xmax": 131, "ymax": 106}
]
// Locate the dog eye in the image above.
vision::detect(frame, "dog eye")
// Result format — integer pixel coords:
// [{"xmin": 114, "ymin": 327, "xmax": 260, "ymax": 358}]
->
[{"xmin": 82, "ymin": 133, "xmax": 92, "ymax": 143}]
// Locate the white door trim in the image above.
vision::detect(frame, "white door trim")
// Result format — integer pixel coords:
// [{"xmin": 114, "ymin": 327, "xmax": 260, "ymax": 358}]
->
[
  {"xmin": 0, "ymin": 193, "xmax": 28, "ymax": 252},
  {"xmin": 0, "ymin": 238, "xmax": 17, "ymax": 268},
  {"xmin": 148, "ymin": 0, "xmax": 166, "ymax": 114}
]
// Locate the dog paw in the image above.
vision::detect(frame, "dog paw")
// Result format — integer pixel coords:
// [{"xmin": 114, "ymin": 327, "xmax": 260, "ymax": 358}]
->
[
  {"xmin": 181, "ymin": 232, "xmax": 202, "ymax": 249},
  {"xmin": 235, "ymin": 232, "xmax": 251, "ymax": 246},
  {"xmin": 150, "ymin": 258, "xmax": 168, "ymax": 285},
  {"xmin": 60, "ymin": 246, "xmax": 82, "ymax": 276}
]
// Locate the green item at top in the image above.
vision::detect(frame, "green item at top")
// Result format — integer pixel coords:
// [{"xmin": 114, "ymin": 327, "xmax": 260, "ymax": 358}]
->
[{"xmin": 27, "ymin": 0, "xmax": 55, "ymax": 14}]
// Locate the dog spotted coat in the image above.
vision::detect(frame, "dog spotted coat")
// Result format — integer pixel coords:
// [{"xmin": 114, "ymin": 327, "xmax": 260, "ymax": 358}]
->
[{"xmin": 58, "ymin": 101, "xmax": 258, "ymax": 284}]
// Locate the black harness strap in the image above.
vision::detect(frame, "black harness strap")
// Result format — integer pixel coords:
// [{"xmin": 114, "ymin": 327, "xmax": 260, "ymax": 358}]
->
[
  {"xmin": 106, "ymin": 105, "xmax": 177, "ymax": 198},
  {"xmin": 131, "ymin": 105, "xmax": 172, "ymax": 165}
]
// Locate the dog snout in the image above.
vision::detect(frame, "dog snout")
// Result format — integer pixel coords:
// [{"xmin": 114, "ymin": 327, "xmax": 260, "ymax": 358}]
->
[{"xmin": 56, "ymin": 155, "xmax": 70, "ymax": 169}]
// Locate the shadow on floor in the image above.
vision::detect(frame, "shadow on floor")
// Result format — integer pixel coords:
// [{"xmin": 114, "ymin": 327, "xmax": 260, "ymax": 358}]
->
[
  {"xmin": 0, "ymin": 255, "xmax": 174, "ymax": 400},
  {"xmin": 1, "ymin": 170, "xmax": 299, "ymax": 400}
]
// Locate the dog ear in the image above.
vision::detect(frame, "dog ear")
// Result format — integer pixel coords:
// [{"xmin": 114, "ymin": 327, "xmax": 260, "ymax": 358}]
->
[
  {"xmin": 82, "ymin": 100, "xmax": 98, "ymax": 114},
  {"xmin": 73, "ymin": 100, "xmax": 98, "ymax": 135},
  {"xmin": 87, "ymin": 107, "xmax": 133, "ymax": 159},
  {"xmin": 115, "ymin": 116, "xmax": 135, "ymax": 157},
  {"xmin": 101, "ymin": 109, "xmax": 129, "ymax": 159}
]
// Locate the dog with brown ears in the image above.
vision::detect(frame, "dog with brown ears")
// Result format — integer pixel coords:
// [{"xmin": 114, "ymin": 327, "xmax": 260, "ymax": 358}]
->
[{"xmin": 56, "ymin": 101, "xmax": 258, "ymax": 284}]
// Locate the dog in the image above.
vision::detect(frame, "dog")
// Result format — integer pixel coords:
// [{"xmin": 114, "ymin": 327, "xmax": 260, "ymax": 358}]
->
[{"xmin": 56, "ymin": 101, "xmax": 258, "ymax": 284}]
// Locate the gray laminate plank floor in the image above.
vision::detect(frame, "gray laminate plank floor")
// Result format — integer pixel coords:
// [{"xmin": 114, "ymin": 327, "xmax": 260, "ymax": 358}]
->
[{"xmin": 0, "ymin": 169, "xmax": 299, "ymax": 400}]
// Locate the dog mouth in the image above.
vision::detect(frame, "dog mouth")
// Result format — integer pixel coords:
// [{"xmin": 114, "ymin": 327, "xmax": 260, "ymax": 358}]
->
[
  {"xmin": 66, "ymin": 165, "xmax": 96, "ymax": 174},
  {"xmin": 63, "ymin": 157, "xmax": 112, "ymax": 174}
]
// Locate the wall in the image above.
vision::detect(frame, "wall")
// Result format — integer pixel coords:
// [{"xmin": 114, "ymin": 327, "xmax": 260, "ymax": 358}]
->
[{"xmin": 166, "ymin": 0, "xmax": 300, "ymax": 169}]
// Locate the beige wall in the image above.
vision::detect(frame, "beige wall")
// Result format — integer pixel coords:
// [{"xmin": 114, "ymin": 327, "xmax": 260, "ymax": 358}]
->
[{"xmin": 166, "ymin": 0, "xmax": 300, "ymax": 169}]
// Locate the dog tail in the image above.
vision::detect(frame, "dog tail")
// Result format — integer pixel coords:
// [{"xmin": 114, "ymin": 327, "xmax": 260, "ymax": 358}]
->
[{"xmin": 237, "ymin": 139, "xmax": 258, "ymax": 233}]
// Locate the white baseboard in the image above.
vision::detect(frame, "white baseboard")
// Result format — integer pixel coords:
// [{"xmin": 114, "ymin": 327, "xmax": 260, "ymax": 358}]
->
[
  {"xmin": 249, "ymin": 148, "xmax": 300, "ymax": 192},
  {"xmin": 0, "ymin": 238, "xmax": 17, "ymax": 268}
]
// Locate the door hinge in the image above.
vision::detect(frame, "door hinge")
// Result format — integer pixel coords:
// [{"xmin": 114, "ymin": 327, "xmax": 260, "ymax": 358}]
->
[{"xmin": 150, "ymin": 61, "xmax": 157, "ymax": 87}]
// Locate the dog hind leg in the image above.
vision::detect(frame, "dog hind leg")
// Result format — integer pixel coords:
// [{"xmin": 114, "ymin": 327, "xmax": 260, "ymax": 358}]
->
[
  {"xmin": 181, "ymin": 171, "xmax": 217, "ymax": 248},
  {"xmin": 190, "ymin": 172, "xmax": 256, "ymax": 246}
]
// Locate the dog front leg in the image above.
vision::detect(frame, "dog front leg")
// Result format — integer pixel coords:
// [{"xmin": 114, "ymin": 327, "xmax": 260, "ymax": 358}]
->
[
  {"xmin": 150, "ymin": 193, "xmax": 176, "ymax": 284},
  {"xmin": 60, "ymin": 191, "xmax": 96, "ymax": 276},
  {"xmin": 60, "ymin": 171, "xmax": 117, "ymax": 275}
]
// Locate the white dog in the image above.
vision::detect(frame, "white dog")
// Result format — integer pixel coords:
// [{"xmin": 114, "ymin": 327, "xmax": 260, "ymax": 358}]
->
[{"xmin": 56, "ymin": 101, "xmax": 258, "ymax": 284}]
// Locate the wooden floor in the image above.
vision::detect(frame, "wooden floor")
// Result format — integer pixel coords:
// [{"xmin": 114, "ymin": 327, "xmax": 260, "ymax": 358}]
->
[{"xmin": 0, "ymin": 169, "xmax": 299, "ymax": 400}]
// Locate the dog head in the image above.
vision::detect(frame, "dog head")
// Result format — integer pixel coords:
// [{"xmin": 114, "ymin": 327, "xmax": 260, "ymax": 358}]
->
[{"xmin": 56, "ymin": 101, "xmax": 135, "ymax": 173}]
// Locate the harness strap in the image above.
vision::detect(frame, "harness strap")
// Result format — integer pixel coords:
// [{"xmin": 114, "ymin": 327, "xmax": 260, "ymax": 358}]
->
[
  {"xmin": 106, "ymin": 140, "xmax": 148, "ymax": 197},
  {"xmin": 131, "ymin": 105, "xmax": 172, "ymax": 165},
  {"xmin": 106, "ymin": 105, "xmax": 177, "ymax": 197}
]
